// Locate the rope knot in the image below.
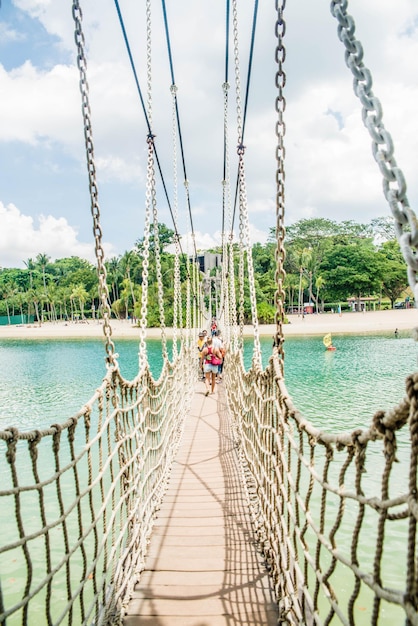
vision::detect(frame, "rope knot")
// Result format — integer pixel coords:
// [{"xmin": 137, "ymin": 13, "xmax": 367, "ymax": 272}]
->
[
  {"xmin": 373, "ymin": 410, "xmax": 399, "ymax": 463},
  {"xmin": 28, "ymin": 430, "xmax": 42, "ymax": 462},
  {"xmin": 51, "ymin": 423, "xmax": 63, "ymax": 454},
  {"xmin": 372, "ymin": 410, "xmax": 387, "ymax": 438},
  {"xmin": 5, "ymin": 426, "xmax": 19, "ymax": 465},
  {"xmin": 351, "ymin": 429, "xmax": 367, "ymax": 473},
  {"xmin": 147, "ymin": 132, "xmax": 156, "ymax": 144},
  {"xmin": 237, "ymin": 142, "xmax": 246, "ymax": 155}
]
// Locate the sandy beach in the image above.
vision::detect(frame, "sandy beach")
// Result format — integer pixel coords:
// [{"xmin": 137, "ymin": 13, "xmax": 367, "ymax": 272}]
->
[{"xmin": 0, "ymin": 308, "xmax": 416, "ymax": 340}]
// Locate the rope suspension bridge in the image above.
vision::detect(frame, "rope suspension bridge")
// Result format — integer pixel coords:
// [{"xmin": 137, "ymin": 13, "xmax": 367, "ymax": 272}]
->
[{"xmin": 1, "ymin": 1, "xmax": 418, "ymax": 624}]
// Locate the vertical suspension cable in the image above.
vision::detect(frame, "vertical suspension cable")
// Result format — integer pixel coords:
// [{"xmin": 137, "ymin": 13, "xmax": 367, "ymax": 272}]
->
[
  {"xmin": 221, "ymin": 0, "xmax": 232, "ymax": 347},
  {"xmin": 228, "ymin": 233, "xmax": 238, "ymax": 350},
  {"xmin": 145, "ymin": 4, "xmax": 168, "ymax": 360},
  {"xmin": 161, "ymin": 0, "xmax": 198, "ymax": 264},
  {"xmin": 274, "ymin": 0, "xmax": 287, "ymax": 368},
  {"xmin": 185, "ymin": 257, "xmax": 192, "ymax": 347},
  {"xmin": 230, "ymin": 0, "xmax": 259, "ymax": 235},
  {"xmin": 72, "ymin": 1, "xmax": 117, "ymax": 369},
  {"xmin": 231, "ymin": 0, "xmax": 261, "ymax": 364},
  {"xmin": 139, "ymin": 0, "xmax": 154, "ymax": 367},
  {"xmin": 171, "ymin": 83, "xmax": 180, "ymax": 359}
]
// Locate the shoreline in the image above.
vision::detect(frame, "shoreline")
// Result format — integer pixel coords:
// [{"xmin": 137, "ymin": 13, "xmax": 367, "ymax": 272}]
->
[{"xmin": 0, "ymin": 309, "xmax": 416, "ymax": 340}]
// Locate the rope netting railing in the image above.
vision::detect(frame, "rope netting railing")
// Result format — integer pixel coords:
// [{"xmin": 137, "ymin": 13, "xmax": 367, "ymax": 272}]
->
[
  {"xmin": 0, "ymin": 348, "xmax": 195, "ymax": 626},
  {"xmin": 224, "ymin": 348, "xmax": 418, "ymax": 625}
]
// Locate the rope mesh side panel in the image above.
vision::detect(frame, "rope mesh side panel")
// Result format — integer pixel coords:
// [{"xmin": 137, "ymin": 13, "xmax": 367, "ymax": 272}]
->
[
  {"xmin": 224, "ymin": 349, "xmax": 418, "ymax": 625},
  {"xmin": 0, "ymin": 349, "xmax": 194, "ymax": 626}
]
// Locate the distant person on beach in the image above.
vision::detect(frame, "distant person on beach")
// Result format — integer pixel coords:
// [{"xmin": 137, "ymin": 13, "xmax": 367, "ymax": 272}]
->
[
  {"xmin": 201, "ymin": 336, "xmax": 223, "ymax": 395},
  {"xmin": 394, "ymin": 328, "xmax": 399, "ymax": 337}
]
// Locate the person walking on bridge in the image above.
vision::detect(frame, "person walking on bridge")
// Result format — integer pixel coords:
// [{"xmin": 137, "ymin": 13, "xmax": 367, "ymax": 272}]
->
[
  {"xmin": 197, "ymin": 331, "xmax": 207, "ymax": 379},
  {"xmin": 201, "ymin": 335, "xmax": 223, "ymax": 396}
]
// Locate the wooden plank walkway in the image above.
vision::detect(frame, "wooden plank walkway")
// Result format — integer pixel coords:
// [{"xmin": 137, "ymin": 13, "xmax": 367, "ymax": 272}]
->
[{"xmin": 123, "ymin": 381, "xmax": 278, "ymax": 626}]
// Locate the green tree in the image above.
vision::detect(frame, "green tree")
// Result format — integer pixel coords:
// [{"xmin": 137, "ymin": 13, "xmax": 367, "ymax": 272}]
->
[
  {"xmin": 136, "ymin": 222, "xmax": 175, "ymax": 256},
  {"xmin": 315, "ymin": 275, "xmax": 325, "ymax": 313},
  {"xmin": 370, "ymin": 216, "xmax": 396, "ymax": 243},
  {"xmin": 23, "ymin": 258, "xmax": 36, "ymax": 289},
  {"xmin": 321, "ymin": 239, "xmax": 383, "ymax": 304},
  {"xmin": 36, "ymin": 253, "xmax": 51, "ymax": 292},
  {"xmin": 106, "ymin": 256, "xmax": 122, "ymax": 303},
  {"xmin": 70, "ymin": 284, "xmax": 89, "ymax": 320},
  {"xmin": 378, "ymin": 240, "xmax": 408, "ymax": 307}
]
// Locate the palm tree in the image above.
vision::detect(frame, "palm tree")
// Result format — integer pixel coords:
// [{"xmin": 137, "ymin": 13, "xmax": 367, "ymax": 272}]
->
[
  {"xmin": 296, "ymin": 248, "xmax": 310, "ymax": 317},
  {"xmin": 23, "ymin": 258, "xmax": 36, "ymax": 289},
  {"xmin": 36, "ymin": 253, "xmax": 51, "ymax": 293},
  {"xmin": 70, "ymin": 284, "xmax": 89, "ymax": 320},
  {"xmin": 120, "ymin": 251, "xmax": 139, "ymax": 309},
  {"xmin": 284, "ymin": 273, "xmax": 299, "ymax": 312},
  {"xmin": 28, "ymin": 287, "xmax": 42, "ymax": 325},
  {"xmin": 315, "ymin": 276, "xmax": 325, "ymax": 313},
  {"xmin": 106, "ymin": 256, "xmax": 122, "ymax": 304}
]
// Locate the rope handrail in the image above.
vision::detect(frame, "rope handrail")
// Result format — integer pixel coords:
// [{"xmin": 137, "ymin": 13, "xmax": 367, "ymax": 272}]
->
[
  {"xmin": 0, "ymin": 348, "xmax": 196, "ymax": 625},
  {"xmin": 224, "ymin": 347, "xmax": 418, "ymax": 625}
]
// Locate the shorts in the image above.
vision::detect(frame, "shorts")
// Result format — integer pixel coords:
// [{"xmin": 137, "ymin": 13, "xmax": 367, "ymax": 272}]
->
[{"xmin": 204, "ymin": 363, "xmax": 219, "ymax": 374}]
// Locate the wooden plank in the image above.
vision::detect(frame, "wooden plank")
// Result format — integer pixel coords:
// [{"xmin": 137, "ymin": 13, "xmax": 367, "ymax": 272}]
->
[{"xmin": 123, "ymin": 383, "xmax": 278, "ymax": 625}]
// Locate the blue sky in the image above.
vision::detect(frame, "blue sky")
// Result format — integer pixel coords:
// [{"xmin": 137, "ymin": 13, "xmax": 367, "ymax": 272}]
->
[{"xmin": 1, "ymin": 0, "xmax": 418, "ymax": 268}]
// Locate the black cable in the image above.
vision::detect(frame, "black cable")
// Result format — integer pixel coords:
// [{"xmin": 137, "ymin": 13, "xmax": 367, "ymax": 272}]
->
[
  {"xmin": 113, "ymin": 0, "xmax": 186, "ymax": 257},
  {"xmin": 113, "ymin": 0, "xmax": 199, "ymax": 300},
  {"xmin": 230, "ymin": 0, "xmax": 259, "ymax": 236},
  {"xmin": 161, "ymin": 0, "xmax": 198, "ymax": 262}
]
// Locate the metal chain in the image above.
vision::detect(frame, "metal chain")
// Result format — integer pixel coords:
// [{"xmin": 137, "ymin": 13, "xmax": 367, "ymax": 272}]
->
[
  {"xmin": 231, "ymin": 0, "xmax": 261, "ymax": 364},
  {"xmin": 222, "ymin": 81, "xmax": 232, "ymax": 347},
  {"xmin": 185, "ymin": 257, "xmax": 191, "ymax": 348},
  {"xmin": 190, "ymin": 230, "xmax": 197, "ymax": 337},
  {"xmin": 138, "ymin": 0, "xmax": 154, "ymax": 366},
  {"xmin": 232, "ymin": 0, "xmax": 245, "ymax": 349},
  {"xmin": 238, "ymin": 147, "xmax": 261, "ymax": 365},
  {"xmin": 152, "ymin": 195, "xmax": 168, "ymax": 359},
  {"xmin": 274, "ymin": 0, "xmax": 287, "ymax": 365},
  {"xmin": 139, "ymin": 137, "xmax": 153, "ymax": 364},
  {"xmin": 72, "ymin": 1, "xmax": 117, "ymax": 368},
  {"xmin": 232, "ymin": 0, "xmax": 243, "ymax": 144},
  {"xmin": 170, "ymin": 84, "xmax": 180, "ymax": 359},
  {"xmin": 237, "ymin": 206, "xmax": 245, "ymax": 349},
  {"xmin": 331, "ymin": 0, "xmax": 418, "ymax": 306},
  {"xmin": 228, "ymin": 233, "xmax": 239, "ymax": 350},
  {"xmin": 193, "ymin": 269, "xmax": 198, "ymax": 346},
  {"xmin": 146, "ymin": 0, "xmax": 152, "ymax": 126},
  {"xmin": 146, "ymin": 0, "xmax": 167, "ymax": 359},
  {"xmin": 225, "ymin": 86, "xmax": 238, "ymax": 349}
]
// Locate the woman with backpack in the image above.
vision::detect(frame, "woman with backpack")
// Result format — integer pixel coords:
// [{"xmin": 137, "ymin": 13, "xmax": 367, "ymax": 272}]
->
[{"xmin": 201, "ymin": 335, "xmax": 223, "ymax": 396}]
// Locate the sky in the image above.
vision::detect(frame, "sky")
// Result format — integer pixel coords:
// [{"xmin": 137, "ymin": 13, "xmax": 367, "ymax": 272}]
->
[{"xmin": 1, "ymin": 0, "xmax": 418, "ymax": 268}]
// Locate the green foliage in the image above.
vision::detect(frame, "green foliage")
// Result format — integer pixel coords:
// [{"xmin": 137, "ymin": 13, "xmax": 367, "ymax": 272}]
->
[
  {"xmin": 320, "ymin": 239, "xmax": 383, "ymax": 301},
  {"xmin": 378, "ymin": 240, "xmax": 409, "ymax": 306},
  {"xmin": 0, "ymin": 218, "xmax": 410, "ymax": 326},
  {"xmin": 257, "ymin": 301, "xmax": 276, "ymax": 324}
]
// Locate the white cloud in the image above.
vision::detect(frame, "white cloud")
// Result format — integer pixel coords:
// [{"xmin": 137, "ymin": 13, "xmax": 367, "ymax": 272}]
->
[
  {"xmin": 0, "ymin": 62, "xmax": 80, "ymax": 146},
  {"xmin": 0, "ymin": 22, "xmax": 25, "ymax": 43},
  {"xmin": 1, "ymin": 0, "xmax": 418, "ymax": 263},
  {"xmin": 0, "ymin": 202, "xmax": 116, "ymax": 268}
]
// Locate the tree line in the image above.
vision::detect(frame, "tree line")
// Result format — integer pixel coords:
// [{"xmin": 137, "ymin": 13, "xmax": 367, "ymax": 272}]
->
[
  {"xmin": 251, "ymin": 215, "xmax": 410, "ymax": 322},
  {"xmin": 0, "ymin": 217, "xmax": 410, "ymax": 326}
]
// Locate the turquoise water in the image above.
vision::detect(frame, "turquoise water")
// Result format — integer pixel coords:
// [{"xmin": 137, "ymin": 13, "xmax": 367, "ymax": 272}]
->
[
  {"xmin": 1, "ymin": 331, "xmax": 415, "ymax": 433},
  {"xmin": 0, "ymin": 331, "xmax": 416, "ymax": 624}
]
